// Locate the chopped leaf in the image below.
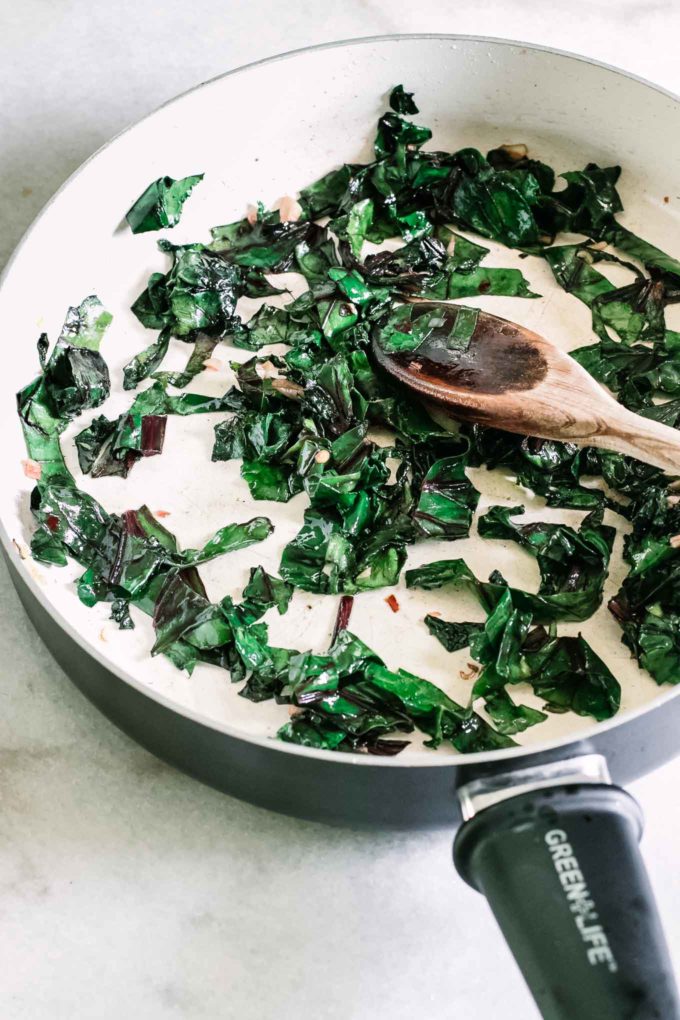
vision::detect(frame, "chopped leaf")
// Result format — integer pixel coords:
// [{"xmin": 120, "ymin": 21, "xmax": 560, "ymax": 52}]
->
[
  {"xmin": 299, "ymin": 165, "xmax": 355, "ymax": 220},
  {"xmin": 452, "ymin": 160, "xmax": 542, "ymax": 247},
  {"xmin": 210, "ymin": 213, "xmax": 327, "ymax": 271},
  {"xmin": 279, "ymin": 502, "xmax": 411, "ymax": 595},
  {"xmin": 413, "ymin": 452, "xmax": 480, "ymax": 539},
  {"xmin": 364, "ymin": 661, "xmax": 514, "ymax": 750},
  {"xmin": 332, "ymin": 199, "xmax": 374, "ymax": 259},
  {"xmin": 123, "ymin": 329, "xmax": 171, "ymax": 390},
  {"xmin": 154, "ymin": 336, "xmax": 218, "ymax": 387},
  {"xmin": 77, "ymin": 380, "xmax": 241, "ymax": 478},
  {"xmin": 405, "ymin": 551, "xmax": 606, "ymax": 623},
  {"xmin": 523, "ymin": 626, "xmax": 621, "ymax": 719},
  {"xmin": 481, "ymin": 689, "xmax": 547, "ymax": 736},
  {"xmin": 424, "ymin": 616, "xmax": 483, "ymax": 652},
  {"xmin": 478, "ymin": 504, "xmax": 614, "ymax": 618},
  {"xmin": 126, "ymin": 174, "xmax": 204, "ymax": 234},
  {"xmin": 35, "ymin": 482, "xmax": 270, "ymax": 599},
  {"xmin": 465, "ymin": 429, "xmax": 610, "ymax": 511},
  {"xmin": 378, "ymin": 302, "xmax": 479, "ymax": 355},
  {"xmin": 181, "ymin": 517, "xmax": 274, "ymax": 565},
  {"xmin": 75, "ymin": 413, "xmax": 166, "ymax": 478},
  {"xmin": 240, "ymin": 566, "xmax": 293, "ymax": 623},
  {"xmin": 463, "ymin": 587, "xmax": 616, "ymax": 724},
  {"xmin": 17, "ymin": 297, "xmax": 113, "ymax": 483},
  {"xmin": 278, "ymin": 628, "xmax": 513, "ymax": 753},
  {"xmin": 374, "ymin": 112, "xmax": 432, "ymax": 160},
  {"xmin": 389, "ymin": 85, "xmax": 419, "ymax": 115},
  {"xmin": 132, "ymin": 245, "xmax": 243, "ymax": 339}
]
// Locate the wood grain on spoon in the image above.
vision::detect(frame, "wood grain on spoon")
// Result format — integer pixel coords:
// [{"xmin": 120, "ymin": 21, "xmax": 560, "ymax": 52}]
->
[{"xmin": 372, "ymin": 302, "xmax": 680, "ymax": 474}]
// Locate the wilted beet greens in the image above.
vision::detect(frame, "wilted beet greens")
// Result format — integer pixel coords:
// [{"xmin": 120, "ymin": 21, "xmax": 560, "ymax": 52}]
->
[{"xmin": 18, "ymin": 86, "xmax": 680, "ymax": 755}]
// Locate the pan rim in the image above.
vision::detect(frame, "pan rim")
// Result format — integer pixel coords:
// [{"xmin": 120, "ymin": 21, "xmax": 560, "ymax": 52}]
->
[{"xmin": 2, "ymin": 31, "xmax": 679, "ymax": 770}]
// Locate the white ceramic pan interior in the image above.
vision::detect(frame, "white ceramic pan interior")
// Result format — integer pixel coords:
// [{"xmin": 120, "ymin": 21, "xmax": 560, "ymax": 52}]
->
[{"xmin": 2, "ymin": 36, "xmax": 680, "ymax": 765}]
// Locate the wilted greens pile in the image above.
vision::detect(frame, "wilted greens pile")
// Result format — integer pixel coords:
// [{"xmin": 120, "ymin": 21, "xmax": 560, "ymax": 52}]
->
[{"xmin": 18, "ymin": 86, "xmax": 680, "ymax": 755}]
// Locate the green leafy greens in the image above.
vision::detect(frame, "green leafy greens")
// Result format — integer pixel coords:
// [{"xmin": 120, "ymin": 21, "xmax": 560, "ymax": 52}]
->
[
  {"xmin": 477, "ymin": 504, "xmax": 615, "ymax": 620},
  {"xmin": 279, "ymin": 627, "xmax": 515, "ymax": 754},
  {"xmin": 126, "ymin": 174, "xmax": 204, "ymax": 234},
  {"xmin": 18, "ymin": 86, "xmax": 680, "ymax": 756}
]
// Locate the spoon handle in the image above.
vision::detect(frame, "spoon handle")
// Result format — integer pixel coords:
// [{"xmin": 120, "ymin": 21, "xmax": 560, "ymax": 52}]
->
[{"xmin": 597, "ymin": 405, "xmax": 680, "ymax": 474}]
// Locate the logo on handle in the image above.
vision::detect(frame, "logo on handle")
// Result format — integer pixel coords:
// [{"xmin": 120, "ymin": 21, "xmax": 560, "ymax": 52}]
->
[{"xmin": 545, "ymin": 830, "xmax": 618, "ymax": 974}]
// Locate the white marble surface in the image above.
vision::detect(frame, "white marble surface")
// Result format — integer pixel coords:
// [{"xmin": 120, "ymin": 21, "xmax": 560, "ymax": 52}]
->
[{"xmin": 2, "ymin": 4, "xmax": 680, "ymax": 1018}]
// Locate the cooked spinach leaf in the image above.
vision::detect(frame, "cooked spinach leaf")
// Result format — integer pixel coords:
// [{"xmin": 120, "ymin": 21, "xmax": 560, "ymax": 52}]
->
[
  {"xmin": 544, "ymin": 242, "xmax": 680, "ymax": 409},
  {"xmin": 389, "ymin": 85, "xmax": 419, "ymax": 115},
  {"xmin": 123, "ymin": 328, "xmax": 171, "ymax": 391},
  {"xmin": 131, "ymin": 244, "xmax": 243, "ymax": 340},
  {"xmin": 279, "ymin": 627, "xmax": 514, "ymax": 753},
  {"xmin": 413, "ymin": 452, "xmax": 480, "ymax": 539},
  {"xmin": 522, "ymin": 626, "xmax": 621, "ymax": 719},
  {"xmin": 478, "ymin": 503, "xmax": 614, "ymax": 617},
  {"xmin": 377, "ymin": 301, "xmax": 480, "ymax": 356},
  {"xmin": 481, "ymin": 689, "xmax": 547, "ymax": 736},
  {"xmin": 154, "ymin": 336, "xmax": 219, "ymax": 388},
  {"xmin": 465, "ymin": 428, "xmax": 612, "ymax": 511},
  {"xmin": 405, "ymin": 549, "xmax": 606, "ymax": 623},
  {"xmin": 75, "ymin": 411, "xmax": 166, "ymax": 478},
  {"xmin": 431, "ymin": 584, "xmax": 618, "ymax": 726},
  {"xmin": 41, "ymin": 297, "xmax": 111, "ymax": 419},
  {"xmin": 17, "ymin": 297, "xmax": 113, "ymax": 483},
  {"xmin": 32, "ymin": 479, "xmax": 272, "ymax": 607},
  {"xmin": 77, "ymin": 380, "xmax": 243, "ymax": 478},
  {"xmin": 126, "ymin": 174, "xmax": 204, "ymax": 234},
  {"xmin": 452, "ymin": 159, "xmax": 542, "ymax": 247},
  {"xmin": 424, "ymin": 615, "xmax": 483, "ymax": 652},
  {"xmin": 240, "ymin": 566, "xmax": 293, "ymax": 623},
  {"xmin": 279, "ymin": 497, "xmax": 412, "ymax": 595},
  {"xmin": 608, "ymin": 486, "xmax": 680, "ymax": 686}
]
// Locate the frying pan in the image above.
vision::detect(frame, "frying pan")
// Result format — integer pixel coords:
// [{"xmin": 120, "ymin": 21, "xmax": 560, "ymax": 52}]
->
[{"xmin": 1, "ymin": 35, "xmax": 679, "ymax": 1019}]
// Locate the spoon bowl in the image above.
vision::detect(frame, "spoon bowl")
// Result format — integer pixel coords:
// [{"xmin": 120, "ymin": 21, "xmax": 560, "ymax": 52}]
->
[{"xmin": 373, "ymin": 302, "xmax": 680, "ymax": 473}]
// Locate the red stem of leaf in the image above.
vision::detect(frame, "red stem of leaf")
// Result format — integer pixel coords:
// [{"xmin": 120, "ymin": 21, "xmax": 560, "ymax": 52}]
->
[{"xmin": 331, "ymin": 595, "xmax": 354, "ymax": 645}]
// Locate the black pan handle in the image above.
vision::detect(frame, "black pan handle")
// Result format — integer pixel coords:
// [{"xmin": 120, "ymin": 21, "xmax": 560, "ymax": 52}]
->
[{"xmin": 454, "ymin": 764, "xmax": 680, "ymax": 1020}]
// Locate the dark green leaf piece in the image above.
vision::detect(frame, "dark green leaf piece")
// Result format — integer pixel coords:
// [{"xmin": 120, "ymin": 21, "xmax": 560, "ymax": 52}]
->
[
  {"xmin": 482, "ymin": 689, "xmax": 547, "ymax": 736},
  {"xmin": 452, "ymin": 160, "xmax": 542, "ymax": 247},
  {"xmin": 478, "ymin": 503, "xmax": 614, "ymax": 619},
  {"xmin": 464, "ymin": 428, "xmax": 611, "ymax": 511},
  {"xmin": 17, "ymin": 297, "xmax": 113, "ymax": 483},
  {"xmin": 608, "ymin": 489, "xmax": 680, "ymax": 686},
  {"xmin": 154, "ymin": 336, "xmax": 218, "ymax": 387},
  {"xmin": 240, "ymin": 566, "xmax": 294, "ymax": 624},
  {"xmin": 330, "ymin": 199, "xmax": 374, "ymax": 258},
  {"xmin": 210, "ymin": 213, "xmax": 328, "ymax": 272},
  {"xmin": 389, "ymin": 85, "xmax": 419, "ymax": 115},
  {"xmin": 374, "ymin": 112, "xmax": 432, "ymax": 160},
  {"xmin": 414, "ymin": 452, "xmax": 480, "ymax": 539},
  {"xmin": 123, "ymin": 328, "xmax": 171, "ymax": 390},
  {"xmin": 126, "ymin": 174, "xmax": 204, "ymax": 234},
  {"xmin": 405, "ymin": 550, "xmax": 606, "ymax": 623},
  {"xmin": 424, "ymin": 615, "xmax": 483, "ymax": 652},
  {"xmin": 278, "ymin": 628, "xmax": 513, "ymax": 754},
  {"xmin": 465, "ymin": 587, "xmax": 617, "ymax": 724},
  {"xmin": 523, "ymin": 626, "xmax": 621, "ymax": 719},
  {"xmin": 132, "ymin": 245, "xmax": 243, "ymax": 340},
  {"xmin": 76, "ymin": 380, "xmax": 241, "ymax": 478},
  {"xmin": 377, "ymin": 302, "xmax": 479, "ymax": 355},
  {"xmin": 299, "ymin": 165, "xmax": 355, "ymax": 220}
]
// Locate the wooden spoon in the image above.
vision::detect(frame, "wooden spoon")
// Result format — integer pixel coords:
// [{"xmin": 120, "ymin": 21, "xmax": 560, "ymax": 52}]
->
[{"xmin": 372, "ymin": 302, "xmax": 680, "ymax": 474}]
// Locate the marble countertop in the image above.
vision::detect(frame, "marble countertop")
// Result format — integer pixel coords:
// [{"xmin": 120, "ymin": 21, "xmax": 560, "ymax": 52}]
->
[{"xmin": 2, "ymin": 4, "xmax": 679, "ymax": 1018}]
